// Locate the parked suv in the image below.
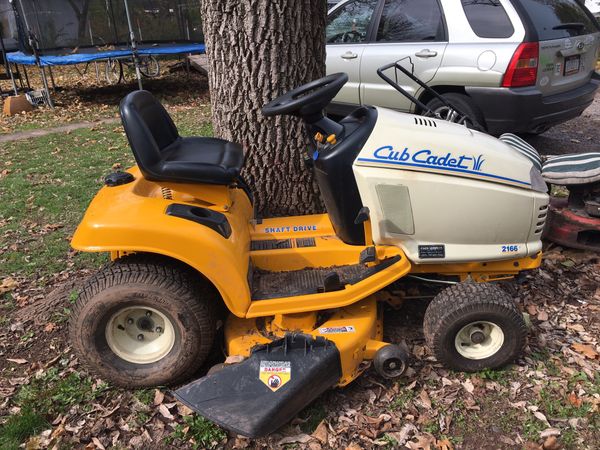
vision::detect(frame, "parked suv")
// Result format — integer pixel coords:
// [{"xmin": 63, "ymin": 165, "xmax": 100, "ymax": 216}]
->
[{"xmin": 326, "ymin": 0, "xmax": 600, "ymax": 135}]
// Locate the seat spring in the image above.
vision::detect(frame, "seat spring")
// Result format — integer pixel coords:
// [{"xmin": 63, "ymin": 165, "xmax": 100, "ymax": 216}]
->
[{"xmin": 161, "ymin": 187, "xmax": 173, "ymax": 200}]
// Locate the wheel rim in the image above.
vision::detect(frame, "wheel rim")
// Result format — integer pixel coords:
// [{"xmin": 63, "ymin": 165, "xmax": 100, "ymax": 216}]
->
[
  {"xmin": 454, "ymin": 321, "xmax": 504, "ymax": 360},
  {"xmin": 431, "ymin": 105, "xmax": 470, "ymax": 125},
  {"xmin": 105, "ymin": 306, "xmax": 175, "ymax": 364},
  {"xmin": 383, "ymin": 357, "xmax": 406, "ymax": 377}
]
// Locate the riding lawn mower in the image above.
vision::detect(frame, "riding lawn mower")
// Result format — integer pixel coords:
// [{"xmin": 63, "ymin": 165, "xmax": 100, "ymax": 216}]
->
[{"xmin": 69, "ymin": 64, "xmax": 564, "ymax": 437}]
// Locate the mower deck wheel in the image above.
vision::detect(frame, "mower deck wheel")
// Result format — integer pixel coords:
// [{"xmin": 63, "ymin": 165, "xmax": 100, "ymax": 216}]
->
[
  {"xmin": 374, "ymin": 344, "xmax": 409, "ymax": 379},
  {"xmin": 423, "ymin": 282, "xmax": 526, "ymax": 372},
  {"xmin": 69, "ymin": 255, "xmax": 218, "ymax": 387}
]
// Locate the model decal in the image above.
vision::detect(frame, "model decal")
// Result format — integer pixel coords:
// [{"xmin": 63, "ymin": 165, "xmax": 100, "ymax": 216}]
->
[
  {"xmin": 372, "ymin": 145, "xmax": 486, "ymax": 172},
  {"xmin": 259, "ymin": 361, "xmax": 291, "ymax": 392},
  {"xmin": 264, "ymin": 225, "xmax": 317, "ymax": 233},
  {"xmin": 318, "ymin": 326, "xmax": 356, "ymax": 334}
]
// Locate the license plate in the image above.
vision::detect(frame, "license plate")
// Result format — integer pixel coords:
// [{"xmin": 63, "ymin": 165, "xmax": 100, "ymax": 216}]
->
[{"xmin": 564, "ymin": 55, "xmax": 581, "ymax": 76}]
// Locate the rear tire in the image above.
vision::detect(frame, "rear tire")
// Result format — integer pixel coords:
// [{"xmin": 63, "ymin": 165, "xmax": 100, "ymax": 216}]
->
[
  {"xmin": 69, "ymin": 255, "xmax": 218, "ymax": 387},
  {"xmin": 424, "ymin": 93, "xmax": 484, "ymax": 131},
  {"xmin": 423, "ymin": 282, "xmax": 526, "ymax": 372}
]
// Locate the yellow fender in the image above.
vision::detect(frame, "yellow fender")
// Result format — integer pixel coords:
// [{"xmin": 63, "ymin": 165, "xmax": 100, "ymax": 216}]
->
[{"xmin": 72, "ymin": 170, "xmax": 254, "ymax": 318}]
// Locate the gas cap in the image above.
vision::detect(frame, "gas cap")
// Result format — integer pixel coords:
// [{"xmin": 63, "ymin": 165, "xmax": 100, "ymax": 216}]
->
[{"xmin": 477, "ymin": 51, "xmax": 497, "ymax": 72}]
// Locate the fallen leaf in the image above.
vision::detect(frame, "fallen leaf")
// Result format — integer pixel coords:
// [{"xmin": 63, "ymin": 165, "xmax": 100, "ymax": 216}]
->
[
  {"xmin": 571, "ymin": 343, "xmax": 598, "ymax": 359},
  {"xmin": 224, "ymin": 355, "xmax": 245, "ymax": 364},
  {"xmin": 534, "ymin": 411, "xmax": 550, "ymax": 426},
  {"xmin": 7, "ymin": 358, "xmax": 28, "ymax": 365},
  {"xmin": 158, "ymin": 404, "xmax": 174, "ymax": 420},
  {"xmin": 436, "ymin": 438, "xmax": 453, "ymax": 450},
  {"xmin": 278, "ymin": 434, "xmax": 313, "ymax": 445},
  {"xmin": 386, "ymin": 423, "xmax": 417, "ymax": 446},
  {"xmin": 177, "ymin": 403, "xmax": 193, "ymax": 416},
  {"xmin": 344, "ymin": 444, "xmax": 363, "ymax": 450},
  {"xmin": 0, "ymin": 277, "xmax": 18, "ymax": 294},
  {"xmin": 418, "ymin": 390, "xmax": 432, "ymax": 409},
  {"xmin": 542, "ymin": 436, "xmax": 560, "ymax": 450},
  {"xmin": 568, "ymin": 392, "xmax": 583, "ymax": 407},
  {"xmin": 153, "ymin": 389, "xmax": 164, "ymax": 405},
  {"xmin": 91, "ymin": 437, "xmax": 105, "ymax": 450},
  {"xmin": 462, "ymin": 379, "xmax": 474, "ymax": 394},
  {"xmin": 540, "ymin": 428, "xmax": 561, "ymax": 439},
  {"xmin": 312, "ymin": 420, "xmax": 328, "ymax": 444},
  {"xmin": 407, "ymin": 433, "xmax": 436, "ymax": 450},
  {"xmin": 43, "ymin": 322, "xmax": 56, "ymax": 332}
]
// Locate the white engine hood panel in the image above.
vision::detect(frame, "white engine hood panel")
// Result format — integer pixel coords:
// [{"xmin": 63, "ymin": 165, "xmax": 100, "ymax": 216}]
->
[{"xmin": 355, "ymin": 107, "xmax": 534, "ymax": 189}]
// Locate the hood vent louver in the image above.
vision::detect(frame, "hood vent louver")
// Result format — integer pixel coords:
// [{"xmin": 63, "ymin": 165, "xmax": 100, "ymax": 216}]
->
[
  {"xmin": 534, "ymin": 204, "xmax": 548, "ymax": 235},
  {"xmin": 414, "ymin": 117, "xmax": 437, "ymax": 127}
]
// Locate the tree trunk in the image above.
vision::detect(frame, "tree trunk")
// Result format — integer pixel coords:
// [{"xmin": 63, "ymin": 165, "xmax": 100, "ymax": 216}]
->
[{"xmin": 200, "ymin": 0, "xmax": 327, "ymax": 216}]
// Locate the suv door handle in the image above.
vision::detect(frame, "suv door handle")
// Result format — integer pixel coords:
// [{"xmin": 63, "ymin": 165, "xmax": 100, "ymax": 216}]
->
[
  {"xmin": 415, "ymin": 49, "xmax": 438, "ymax": 58},
  {"xmin": 341, "ymin": 51, "xmax": 358, "ymax": 60}
]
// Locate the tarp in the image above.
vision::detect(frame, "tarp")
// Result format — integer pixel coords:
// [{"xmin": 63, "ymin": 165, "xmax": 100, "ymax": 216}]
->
[{"xmin": 6, "ymin": 42, "xmax": 204, "ymax": 66}]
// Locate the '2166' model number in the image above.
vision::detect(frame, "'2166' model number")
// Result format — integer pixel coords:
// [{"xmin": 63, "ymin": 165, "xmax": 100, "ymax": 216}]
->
[{"xmin": 501, "ymin": 245, "xmax": 519, "ymax": 253}]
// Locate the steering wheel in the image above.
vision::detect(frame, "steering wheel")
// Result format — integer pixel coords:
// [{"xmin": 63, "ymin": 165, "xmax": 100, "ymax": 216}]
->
[
  {"xmin": 342, "ymin": 30, "xmax": 363, "ymax": 43},
  {"xmin": 262, "ymin": 72, "xmax": 348, "ymax": 120},
  {"xmin": 327, "ymin": 30, "xmax": 363, "ymax": 44}
]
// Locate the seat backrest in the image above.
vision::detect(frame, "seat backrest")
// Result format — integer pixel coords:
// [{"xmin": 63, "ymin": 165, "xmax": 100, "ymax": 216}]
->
[{"xmin": 119, "ymin": 90, "xmax": 179, "ymax": 178}]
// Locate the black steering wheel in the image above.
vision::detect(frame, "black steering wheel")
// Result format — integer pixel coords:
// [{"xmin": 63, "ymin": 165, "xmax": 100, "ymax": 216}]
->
[
  {"xmin": 262, "ymin": 72, "xmax": 348, "ymax": 121},
  {"xmin": 327, "ymin": 30, "xmax": 363, "ymax": 44}
]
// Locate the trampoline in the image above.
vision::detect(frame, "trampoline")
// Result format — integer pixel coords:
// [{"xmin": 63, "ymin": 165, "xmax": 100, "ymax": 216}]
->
[
  {"xmin": 6, "ymin": 43, "xmax": 205, "ymax": 66},
  {"xmin": 2, "ymin": 0, "xmax": 205, "ymax": 106}
]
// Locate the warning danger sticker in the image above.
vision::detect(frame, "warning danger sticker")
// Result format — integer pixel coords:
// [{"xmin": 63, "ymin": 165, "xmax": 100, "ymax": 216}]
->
[
  {"xmin": 259, "ymin": 361, "xmax": 291, "ymax": 392},
  {"xmin": 318, "ymin": 325, "xmax": 356, "ymax": 334}
]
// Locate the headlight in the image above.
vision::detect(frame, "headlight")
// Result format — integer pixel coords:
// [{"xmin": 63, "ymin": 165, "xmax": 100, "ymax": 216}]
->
[{"xmin": 530, "ymin": 166, "xmax": 548, "ymax": 193}]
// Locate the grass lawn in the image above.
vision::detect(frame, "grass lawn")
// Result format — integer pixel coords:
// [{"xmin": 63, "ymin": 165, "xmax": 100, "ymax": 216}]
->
[
  {"xmin": 0, "ymin": 109, "xmax": 211, "ymax": 278},
  {"xmin": 0, "ymin": 105, "xmax": 219, "ymax": 449}
]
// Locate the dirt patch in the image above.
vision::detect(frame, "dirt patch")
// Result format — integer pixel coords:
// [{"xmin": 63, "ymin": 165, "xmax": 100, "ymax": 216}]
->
[{"xmin": 0, "ymin": 118, "xmax": 120, "ymax": 144}]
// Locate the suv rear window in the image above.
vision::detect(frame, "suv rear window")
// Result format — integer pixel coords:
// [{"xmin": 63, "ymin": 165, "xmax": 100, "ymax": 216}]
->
[
  {"xmin": 518, "ymin": 0, "xmax": 600, "ymax": 40},
  {"xmin": 461, "ymin": 0, "xmax": 515, "ymax": 38}
]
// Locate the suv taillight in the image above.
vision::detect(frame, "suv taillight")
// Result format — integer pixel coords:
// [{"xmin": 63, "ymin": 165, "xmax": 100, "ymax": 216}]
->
[{"xmin": 502, "ymin": 42, "xmax": 539, "ymax": 88}]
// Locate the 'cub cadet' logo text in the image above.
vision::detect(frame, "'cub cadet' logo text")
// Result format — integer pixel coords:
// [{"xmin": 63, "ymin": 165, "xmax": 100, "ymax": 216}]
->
[{"xmin": 373, "ymin": 146, "xmax": 485, "ymax": 172}]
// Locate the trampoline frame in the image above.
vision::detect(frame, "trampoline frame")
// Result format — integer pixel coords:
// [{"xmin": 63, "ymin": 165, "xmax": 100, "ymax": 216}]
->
[{"xmin": 3, "ymin": 0, "xmax": 205, "ymax": 107}]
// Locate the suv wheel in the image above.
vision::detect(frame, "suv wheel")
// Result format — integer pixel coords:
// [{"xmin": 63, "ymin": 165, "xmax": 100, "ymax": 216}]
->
[{"xmin": 425, "ymin": 93, "xmax": 484, "ymax": 131}]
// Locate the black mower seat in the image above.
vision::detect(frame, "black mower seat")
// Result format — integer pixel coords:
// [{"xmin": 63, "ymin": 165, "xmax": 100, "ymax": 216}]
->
[{"xmin": 120, "ymin": 90, "xmax": 244, "ymax": 185}]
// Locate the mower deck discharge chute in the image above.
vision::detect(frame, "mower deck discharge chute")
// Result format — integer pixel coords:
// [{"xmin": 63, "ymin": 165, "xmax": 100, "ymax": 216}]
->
[
  {"xmin": 68, "ymin": 69, "xmax": 550, "ymax": 437},
  {"xmin": 174, "ymin": 334, "xmax": 342, "ymax": 437}
]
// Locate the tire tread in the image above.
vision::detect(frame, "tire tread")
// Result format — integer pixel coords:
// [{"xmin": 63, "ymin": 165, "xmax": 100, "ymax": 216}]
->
[{"xmin": 69, "ymin": 254, "xmax": 217, "ymax": 387}]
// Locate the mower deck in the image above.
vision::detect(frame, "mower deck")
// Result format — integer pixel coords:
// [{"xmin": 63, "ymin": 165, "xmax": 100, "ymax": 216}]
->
[{"xmin": 544, "ymin": 197, "xmax": 600, "ymax": 251}]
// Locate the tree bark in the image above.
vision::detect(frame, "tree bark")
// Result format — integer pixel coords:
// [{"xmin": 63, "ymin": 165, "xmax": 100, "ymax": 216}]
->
[{"xmin": 200, "ymin": 0, "xmax": 326, "ymax": 216}]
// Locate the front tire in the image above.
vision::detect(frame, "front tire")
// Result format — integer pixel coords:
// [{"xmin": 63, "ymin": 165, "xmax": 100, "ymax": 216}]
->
[
  {"xmin": 69, "ymin": 256, "xmax": 218, "ymax": 387},
  {"xmin": 423, "ymin": 283, "xmax": 526, "ymax": 372}
]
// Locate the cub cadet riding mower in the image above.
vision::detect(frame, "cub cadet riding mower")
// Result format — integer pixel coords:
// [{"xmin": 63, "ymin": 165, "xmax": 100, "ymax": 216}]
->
[{"xmin": 69, "ymin": 70, "xmax": 548, "ymax": 437}]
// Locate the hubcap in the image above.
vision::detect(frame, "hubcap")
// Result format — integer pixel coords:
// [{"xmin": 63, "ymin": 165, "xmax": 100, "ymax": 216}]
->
[
  {"xmin": 454, "ymin": 321, "xmax": 504, "ymax": 360},
  {"xmin": 105, "ymin": 306, "xmax": 175, "ymax": 364}
]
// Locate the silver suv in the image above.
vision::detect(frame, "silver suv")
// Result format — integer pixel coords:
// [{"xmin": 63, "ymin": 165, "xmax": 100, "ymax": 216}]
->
[{"xmin": 326, "ymin": 0, "xmax": 600, "ymax": 135}]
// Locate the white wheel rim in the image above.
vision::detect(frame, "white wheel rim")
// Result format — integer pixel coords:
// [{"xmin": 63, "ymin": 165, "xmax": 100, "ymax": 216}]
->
[
  {"xmin": 454, "ymin": 321, "xmax": 504, "ymax": 360},
  {"xmin": 105, "ymin": 306, "xmax": 175, "ymax": 364}
]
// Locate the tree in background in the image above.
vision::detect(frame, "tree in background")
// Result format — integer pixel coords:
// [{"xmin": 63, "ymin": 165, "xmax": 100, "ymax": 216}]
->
[{"xmin": 200, "ymin": 0, "xmax": 327, "ymax": 216}]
